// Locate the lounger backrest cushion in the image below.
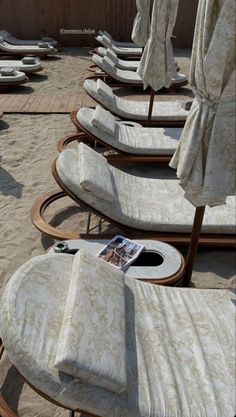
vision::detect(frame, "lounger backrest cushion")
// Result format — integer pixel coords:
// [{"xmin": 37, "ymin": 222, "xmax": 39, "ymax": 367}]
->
[
  {"xmin": 106, "ymin": 48, "xmax": 119, "ymax": 64},
  {"xmin": 38, "ymin": 41, "xmax": 50, "ymax": 48},
  {"xmin": 0, "ymin": 36, "xmax": 4, "ymax": 44},
  {"xmin": 54, "ymin": 249, "xmax": 127, "ymax": 394},
  {"xmin": 102, "ymin": 56, "xmax": 116, "ymax": 73},
  {"xmin": 92, "ymin": 105, "xmax": 116, "ymax": 136},
  {"xmin": 102, "ymin": 34, "xmax": 112, "ymax": 48},
  {"xmin": 78, "ymin": 142, "xmax": 115, "ymax": 202},
  {"xmin": 0, "ymin": 68, "xmax": 17, "ymax": 76},
  {"xmin": 22, "ymin": 57, "xmax": 37, "ymax": 64},
  {"xmin": 96, "ymin": 79, "xmax": 114, "ymax": 106}
]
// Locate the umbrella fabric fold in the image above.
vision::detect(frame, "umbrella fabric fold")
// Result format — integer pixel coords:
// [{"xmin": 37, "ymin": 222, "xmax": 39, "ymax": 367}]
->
[
  {"xmin": 137, "ymin": 0, "xmax": 179, "ymax": 91},
  {"xmin": 170, "ymin": 0, "xmax": 235, "ymax": 207},
  {"xmin": 131, "ymin": 0, "xmax": 151, "ymax": 47}
]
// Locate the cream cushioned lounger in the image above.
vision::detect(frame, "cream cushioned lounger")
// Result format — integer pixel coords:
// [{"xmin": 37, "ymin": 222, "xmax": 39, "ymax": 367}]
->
[
  {"xmin": 0, "ymin": 29, "xmax": 57, "ymax": 46},
  {"xmin": 0, "ymin": 68, "xmax": 28, "ymax": 84},
  {"xmin": 0, "ymin": 36, "xmax": 57, "ymax": 55},
  {"xmin": 96, "ymin": 34, "xmax": 142, "ymax": 56},
  {"xmin": 98, "ymin": 30, "xmax": 137, "ymax": 48},
  {"xmin": 77, "ymin": 106, "xmax": 182, "ymax": 155},
  {"xmin": 0, "ymin": 57, "xmax": 42, "ymax": 73},
  {"xmin": 55, "ymin": 143, "xmax": 235, "ymax": 235},
  {"xmin": 91, "ymin": 54, "xmax": 187, "ymax": 87},
  {"xmin": 0, "ymin": 248, "xmax": 235, "ymax": 417},
  {"xmin": 83, "ymin": 79, "xmax": 191, "ymax": 123}
]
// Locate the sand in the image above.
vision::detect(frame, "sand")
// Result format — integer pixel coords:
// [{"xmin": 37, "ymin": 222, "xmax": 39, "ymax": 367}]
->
[{"xmin": 0, "ymin": 48, "xmax": 235, "ymax": 417}]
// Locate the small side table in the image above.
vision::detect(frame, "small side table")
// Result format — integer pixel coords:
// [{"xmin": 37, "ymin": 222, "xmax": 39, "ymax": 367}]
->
[{"xmin": 49, "ymin": 239, "xmax": 185, "ymax": 286}]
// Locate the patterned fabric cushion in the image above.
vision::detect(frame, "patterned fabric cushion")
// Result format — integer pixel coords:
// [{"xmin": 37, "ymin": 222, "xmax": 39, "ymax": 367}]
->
[
  {"xmin": 97, "ymin": 79, "xmax": 115, "ymax": 106},
  {"xmin": 78, "ymin": 142, "xmax": 114, "ymax": 203},
  {"xmin": 92, "ymin": 105, "xmax": 116, "ymax": 136},
  {"xmin": 54, "ymin": 250, "xmax": 127, "ymax": 394},
  {"xmin": 0, "ymin": 251, "xmax": 235, "ymax": 417},
  {"xmin": 0, "ymin": 68, "xmax": 17, "ymax": 76},
  {"xmin": 106, "ymin": 49, "xmax": 119, "ymax": 64},
  {"xmin": 102, "ymin": 56, "xmax": 116, "ymax": 71}
]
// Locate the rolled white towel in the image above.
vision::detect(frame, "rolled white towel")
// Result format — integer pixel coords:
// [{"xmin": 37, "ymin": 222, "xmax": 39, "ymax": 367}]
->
[{"xmin": 0, "ymin": 68, "xmax": 17, "ymax": 76}]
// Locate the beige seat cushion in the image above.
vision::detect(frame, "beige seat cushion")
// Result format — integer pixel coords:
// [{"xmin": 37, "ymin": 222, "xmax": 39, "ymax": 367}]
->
[{"xmin": 57, "ymin": 146, "xmax": 235, "ymax": 234}]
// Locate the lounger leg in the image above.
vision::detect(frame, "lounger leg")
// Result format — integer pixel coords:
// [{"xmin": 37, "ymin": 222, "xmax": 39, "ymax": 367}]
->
[{"xmin": 86, "ymin": 211, "xmax": 92, "ymax": 234}]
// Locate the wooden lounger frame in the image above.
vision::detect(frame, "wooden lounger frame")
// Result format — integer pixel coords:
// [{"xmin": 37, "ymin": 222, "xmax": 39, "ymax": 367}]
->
[
  {"xmin": 30, "ymin": 159, "xmax": 236, "ymax": 247},
  {"xmin": 86, "ymin": 72, "xmax": 189, "ymax": 91}
]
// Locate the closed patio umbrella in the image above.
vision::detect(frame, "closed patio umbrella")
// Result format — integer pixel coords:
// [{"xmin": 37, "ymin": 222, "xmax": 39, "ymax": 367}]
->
[
  {"xmin": 137, "ymin": 0, "xmax": 179, "ymax": 124},
  {"xmin": 170, "ymin": 0, "xmax": 235, "ymax": 285},
  {"xmin": 131, "ymin": 0, "xmax": 151, "ymax": 47}
]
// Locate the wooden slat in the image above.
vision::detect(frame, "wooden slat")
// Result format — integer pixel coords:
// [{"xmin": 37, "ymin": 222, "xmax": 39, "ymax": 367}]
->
[{"xmin": 0, "ymin": 93, "xmax": 89, "ymax": 113}]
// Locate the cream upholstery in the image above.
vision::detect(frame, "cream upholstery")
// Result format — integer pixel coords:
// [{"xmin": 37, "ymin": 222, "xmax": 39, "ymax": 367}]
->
[
  {"xmin": 92, "ymin": 54, "xmax": 187, "ymax": 86},
  {"xmin": 0, "ymin": 251, "xmax": 235, "ymax": 417},
  {"xmin": 0, "ymin": 36, "xmax": 56, "ymax": 54},
  {"xmin": 56, "ymin": 145, "xmax": 235, "ymax": 234},
  {"xmin": 95, "ymin": 35, "xmax": 142, "ymax": 56},
  {"xmin": 0, "ymin": 58, "xmax": 42, "ymax": 73},
  {"xmin": 92, "ymin": 105, "xmax": 116, "ymax": 135},
  {"xmin": 0, "ymin": 68, "xmax": 27, "ymax": 83},
  {"xmin": 55, "ymin": 250, "xmax": 127, "ymax": 394},
  {"xmin": 78, "ymin": 106, "xmax": 182, "ymax": 155},
  {"xmin": 78, "ymin": 142, "xmax": 115, "ymax": 203},
  {"xmin": 84, "ymin": 79, "xmax": 190, "ymax": 122},
  {"xmin": 98, "ymin": 31, "xmax": 137, "ymax": 48},
  {"xmin": 0, "ymin": 29, "xmax": 57, "ymax": 46}
]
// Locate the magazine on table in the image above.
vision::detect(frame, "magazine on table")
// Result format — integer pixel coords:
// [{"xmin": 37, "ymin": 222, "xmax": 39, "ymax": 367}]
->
[{"xmin": 97, "ymin": 235, "xmax": 145, "ymax": 270}]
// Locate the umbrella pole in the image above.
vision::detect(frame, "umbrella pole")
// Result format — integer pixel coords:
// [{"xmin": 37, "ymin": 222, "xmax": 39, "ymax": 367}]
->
[
  {"xmin": 147, "ymin": 88, "xmax": 155, "ymax": 126},
  {"xmin": 183, "ymin": 206, "xmax": 206, "ymax": 287}
]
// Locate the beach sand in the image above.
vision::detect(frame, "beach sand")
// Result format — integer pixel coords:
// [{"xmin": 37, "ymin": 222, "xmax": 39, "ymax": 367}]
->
[{"xmin": 0, "ymin": 48, "xmax": 235, "ymax": 417}]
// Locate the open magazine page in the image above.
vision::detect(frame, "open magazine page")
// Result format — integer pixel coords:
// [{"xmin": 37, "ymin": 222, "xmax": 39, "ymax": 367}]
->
[{"xmin": 97, "ymin": 235, "xmax": 144, "ymax": 270}]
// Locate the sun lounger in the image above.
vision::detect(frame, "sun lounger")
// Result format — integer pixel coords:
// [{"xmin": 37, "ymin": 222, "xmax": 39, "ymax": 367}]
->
[
  {"xmin": 0, "ymin": 36, "xmax": 57, "ymax": 57},
  {"xmin": 65, "ymin": 105, "xmax": 182, "ymax": 163},
  {"xmin": 0, "ymin": 29, "xmax": 58, "ymax": 46},
  {"xmin": 91, "ymin": 47, "xmax": 180, "ymax": 73},
  {"xmin": 96, "ymin": 34, "xmax": 143, "ymax": 57},
  {"xmin": 90, "ymin": 48, "xmax": 140, "ymax": 71},
  {"xmin": 83, "ymin": 79, "xmax": 191, "ymax": 127},
  {"xmin": 0, "ymin": 56, "xmax": 43, "ymax": 73},
  {"xmin": 89, "ymin": 54, "xmax": 187, "ymax": 89},
  {"xmin": 0, "ymin": 248, "xmax": 234, "ymax": 417},
  {"xmin": 0, "ymin": 68, "xmax": 28, "ymax": 90},
  {"xmin": 98, "ymin": 30, "xmax": 138, "ymax": 48},
  {"xmin": 31, "ymin": 143, "xmax": 236, "ymax": 245}
]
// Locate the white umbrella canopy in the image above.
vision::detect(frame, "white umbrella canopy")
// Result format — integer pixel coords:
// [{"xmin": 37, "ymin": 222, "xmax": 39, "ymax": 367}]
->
[
  {"xmin": 137, "ymin": 0, "xmax": 178, "ymax": 91},
  {"xmin": 170, "ymin": 0, "xmax": 235, "ymax": 208},
  {"xmin": 131, "ymin": 0, "xmax": 151, "ymax": 47},
  {"xmin": 169, "ymin": 0, "xmax": 235, "ymax": 285}
]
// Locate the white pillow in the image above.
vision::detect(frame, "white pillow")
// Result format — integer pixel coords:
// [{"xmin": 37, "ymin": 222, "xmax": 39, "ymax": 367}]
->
[
  {"xmin": 38, "ymin": 41, "xmax": 49, "ymax": 48},
  {"xmin": 97, "ymin": 79, "xmax": 114, "ymax": 105},
  {"xmin": 78, "ymin": 142, "xmax": 114, "ymax": 203},
  {"xmin": 22, "ymin": 57, "xmax": 37, "ymax": 64},
  {"xmin": 106, "ymin": 48, "xmax": 119, "ymax": 64},
  {"xmin": 0, "ymin": 68, "xmax": 17, "ymax": 76},
  {"xmin": 92, "ymin": 105, "xmax": 116, "ymax": 136},
  {"xmin": 102, "ymin": 34, "xmax": 112, "ymax": 48},
  {"xmin": 54, "ymin": 250, "xmax": 127, "ymax": 394},
  {"xmin": 102, "ymin": 56, "xmax": 115, "ymax": 72}
]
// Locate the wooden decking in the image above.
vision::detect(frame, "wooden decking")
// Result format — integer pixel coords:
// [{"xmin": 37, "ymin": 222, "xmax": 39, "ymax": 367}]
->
[{"xmin": 0, "ymin": 93, "xmax": 94, "ymax": 113}]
